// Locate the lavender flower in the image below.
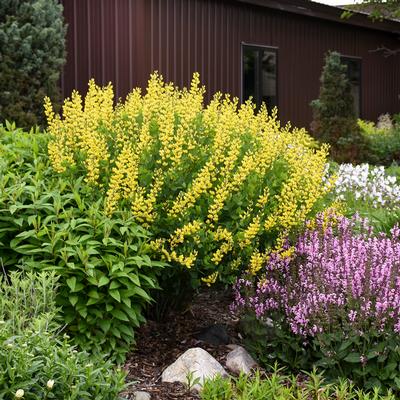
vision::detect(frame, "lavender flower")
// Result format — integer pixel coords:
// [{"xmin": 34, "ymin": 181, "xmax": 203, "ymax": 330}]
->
[{"xmin": 233, "ymin": 215, "xmax": 400, "ymax": 337}]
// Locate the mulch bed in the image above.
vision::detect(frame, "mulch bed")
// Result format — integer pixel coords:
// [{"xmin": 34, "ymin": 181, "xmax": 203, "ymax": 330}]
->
[{"xmin": 122, "ymin": 288, "xmax": 241, "ymax": 400}]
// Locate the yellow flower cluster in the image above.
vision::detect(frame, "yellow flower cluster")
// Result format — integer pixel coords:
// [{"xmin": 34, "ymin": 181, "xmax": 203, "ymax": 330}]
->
[
  {"xmin": 44, "ymin": 80, "xmax": 112, "ymax": 183},
  {"xmin": 211, "ymin": 227, "xmax": 234, "ymax": 265},
  {"xmin": 45, "ymin": 73, "xmax": 332, "ymax": 281},
  {"xmin": 201, "ymin": 272, "xmax": 219, "ymax": 286}
]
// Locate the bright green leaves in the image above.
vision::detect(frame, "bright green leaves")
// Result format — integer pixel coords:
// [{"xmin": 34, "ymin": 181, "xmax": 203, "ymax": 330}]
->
[{"xmin": 0, "ymin": 129, "xmax": 166, "ymax": 363}]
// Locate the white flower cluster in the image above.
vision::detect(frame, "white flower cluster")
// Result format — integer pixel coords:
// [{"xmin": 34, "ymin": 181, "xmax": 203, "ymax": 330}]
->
[{"xmin": 332, "ymin": 164, "xmax": 400, "ymax": 208}]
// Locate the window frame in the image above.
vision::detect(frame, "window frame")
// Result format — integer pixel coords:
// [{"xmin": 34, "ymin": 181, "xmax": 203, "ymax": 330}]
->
[
  {"xmin": 340, "ymin": 54, "xmax": 362, "ymax": 118},
  {"xmin": 241, "ymin": 42, "xmax": 279, "ymax": 111}
]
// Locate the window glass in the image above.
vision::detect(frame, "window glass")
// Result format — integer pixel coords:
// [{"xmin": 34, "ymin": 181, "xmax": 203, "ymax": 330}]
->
[
  {"xmin": 242, "ymin": 45, "xmax": 277, "ymax": 111},
  {"xmin": 261, "ymin": 50, "xmax": 277, "ymax": 110}
]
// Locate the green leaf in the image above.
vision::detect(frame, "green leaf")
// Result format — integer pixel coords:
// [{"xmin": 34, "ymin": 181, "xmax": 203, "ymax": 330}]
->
[
  {"xmin": 112, "ymin": 309, "xmax": 129, "ymax": 321},
  {"xmin": 344, "ymin": 352, "xmax": 361, "ymax": 363},
  {"xmin": 109, "ymin": 280, "xmax": 121, "ymax": 290},
  {"xmin": 98, "ymin": 275, "xmax": 110, "ymax": 287},
  {"xmin": 110, "ymin": 289, "xmax": 121, "ymax": 303},
  {"xmin": 66, "ymin": 277, "xmax": 77, "ymax": 292},
  {"xmin": 98, "ymin": 319, "xmax": 111, "ymax": 333},
  {"xmin": 69, "ymin": 294, "xmax": 78, "ymax": 306}
]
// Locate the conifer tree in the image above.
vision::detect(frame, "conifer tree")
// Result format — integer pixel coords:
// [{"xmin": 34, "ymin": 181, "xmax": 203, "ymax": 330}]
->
[
  {"xmin": 0, "ymin": 0, "xmax": 66, "ymax": 128},
  {"xmin": 311, "ymin": 51, "xmax": 361, "ymax": 162}
]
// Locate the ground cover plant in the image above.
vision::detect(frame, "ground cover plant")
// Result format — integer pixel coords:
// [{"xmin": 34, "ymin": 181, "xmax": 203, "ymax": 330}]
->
[
  {"xmin": 201, "ymin": 370, "xmax": 397, "ymax": 400},
  {"xmin": 0, "ymin": 125, "xmax": 163, "ymax": 362},
  {"xmin": 358, "ymin": 115, "xmax": 400, "ymax": 166},
  {"xmin": 0, "ymin": 271, "xmax": 126, "ymax": 399},
  {"xmin": 44, "ymin": 73, "xmax": 331, "ymax": 309},
  {"xmin": 233, "ymin": 214, "xmax": 400, "ymax": 392}
]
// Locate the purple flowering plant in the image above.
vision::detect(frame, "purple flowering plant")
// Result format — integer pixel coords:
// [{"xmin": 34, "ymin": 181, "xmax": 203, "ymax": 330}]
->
[{"xmin": 233, "ymin": 214, "xmax": 400, "ymax": 391}]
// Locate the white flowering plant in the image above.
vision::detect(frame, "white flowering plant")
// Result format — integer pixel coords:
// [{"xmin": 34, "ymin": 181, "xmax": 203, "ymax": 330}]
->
[
  {"xmin": 330, "ymin": 164, "xmax": 400, "ymax": 209},
  {"xmin": 325, "ymin": 163, "xmax": 400, "ymax": 233}
]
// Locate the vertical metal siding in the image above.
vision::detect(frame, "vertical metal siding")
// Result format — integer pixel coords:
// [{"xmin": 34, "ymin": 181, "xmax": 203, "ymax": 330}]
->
[{"xmin": 62, "ymin": 0, "xmax": 400, "ymax": 128}]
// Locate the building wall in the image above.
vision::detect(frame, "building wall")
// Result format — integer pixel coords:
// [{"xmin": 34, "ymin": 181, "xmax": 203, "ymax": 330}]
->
[{"xmin": 62, "ymin": 0, "xmax": 400, "ymax": 128}]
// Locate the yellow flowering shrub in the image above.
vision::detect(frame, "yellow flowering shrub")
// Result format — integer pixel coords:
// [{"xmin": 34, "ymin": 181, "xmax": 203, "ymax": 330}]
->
[{"xmin": 44, "ymin": 73, "xmax": 331, "ymax": 288}]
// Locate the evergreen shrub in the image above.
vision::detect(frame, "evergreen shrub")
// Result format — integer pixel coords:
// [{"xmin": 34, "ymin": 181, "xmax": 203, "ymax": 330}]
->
[
  {"xmin": 0, "ymin": 0, "xmax": 66, "ymax": 127},
  {"xmin": 310, "ymin": 51, "xmax": 362, "ymax": 162}
]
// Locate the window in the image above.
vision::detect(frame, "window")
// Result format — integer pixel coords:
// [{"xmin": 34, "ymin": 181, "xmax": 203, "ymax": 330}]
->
[
  {"xmin": 242, "ymin": 44, "xmax": 277, "ymax": 111},
  {"xmin": 341, "ymin": 56, "xmax": 361, "ymax": 117}
]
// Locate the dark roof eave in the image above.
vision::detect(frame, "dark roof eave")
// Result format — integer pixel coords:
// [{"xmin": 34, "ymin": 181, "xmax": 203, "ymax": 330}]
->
[{"xmin": 235, "ymin": 0, "xmax": 400, "ymax": 35}]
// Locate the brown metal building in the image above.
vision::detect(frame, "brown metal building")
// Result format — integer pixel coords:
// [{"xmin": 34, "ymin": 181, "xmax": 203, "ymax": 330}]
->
[{"xmin": 61, "ymin": 0, "xmax": 400, "ymax": 128}]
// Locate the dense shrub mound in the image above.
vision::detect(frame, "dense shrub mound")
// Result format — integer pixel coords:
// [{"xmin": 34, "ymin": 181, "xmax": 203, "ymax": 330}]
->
[
  {"xmin": 0, "ymin": 127, "xmax": 163, "ymax": 362},
  {"xmin": 44, "ymin": 73, "xmax": 330, "ymax": 297},
  {"xmin": 234, "ymin": 214, "xmax": 400, "ymax": 391}
]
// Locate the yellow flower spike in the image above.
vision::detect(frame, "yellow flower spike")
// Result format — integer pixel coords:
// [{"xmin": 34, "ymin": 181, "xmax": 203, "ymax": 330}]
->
[
  {"xmin": 201, "ymin": 272, "xmax": 218, "ymax": 287},
  {"xmin": 46, "ymin": 72, "xmax": 331, "ymax": 282},
  {"xmin": 247, "ymin": 251, "xmax": 265, "ymax": 275}
]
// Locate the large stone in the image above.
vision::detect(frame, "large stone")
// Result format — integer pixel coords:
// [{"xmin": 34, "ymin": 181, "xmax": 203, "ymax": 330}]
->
[
  {"xmin": 161, "ymin": 347, "xmax": 228, "ymax": 391},
  {"xmin": 133, "ymin": 391, "xmax": 151, "ymax": 400},
  {"xmin": 225, "ymin": 346, "xmax": 257, "ymax": 375}
]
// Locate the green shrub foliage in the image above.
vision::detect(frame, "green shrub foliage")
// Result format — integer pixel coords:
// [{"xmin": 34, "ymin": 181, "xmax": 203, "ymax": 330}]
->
[
  {"xmin": 310, "ymin": 51, "xmax": 362, "ymax": 162},
  {"xmin": 0, "ymin": 127, "xmax": 164, "ymax": 362},
  {"xmin": 358, "ymin": 118, "xmax": 400, "ymax": 166},
  {"xmin": 0, "ymin": 0, "xmax": 66, "ymax": 127}
]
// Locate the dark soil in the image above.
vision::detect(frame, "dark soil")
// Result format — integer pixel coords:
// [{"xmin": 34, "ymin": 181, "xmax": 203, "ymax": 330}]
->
[{"xmin": 122, "ymin": 288, "xmax": 241, "ymax": 400}]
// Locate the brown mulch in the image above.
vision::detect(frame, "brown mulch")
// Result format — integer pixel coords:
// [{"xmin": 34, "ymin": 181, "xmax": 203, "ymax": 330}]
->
[{"xmin": 122, "ymin": 288, "xmax": 241, "ymax": 400}]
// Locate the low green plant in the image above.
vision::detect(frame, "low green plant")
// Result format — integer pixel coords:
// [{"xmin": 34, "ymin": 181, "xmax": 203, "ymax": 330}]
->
[
  {"xmin": 358, "ymin": 119, "xmax": 400, "ymax": 165},
  {"xmin": 0, "ymin": 271, "xmax": 126, "ymax": 399},
  {"xmin": 0, "ymin": 127, "xmax": 165, "ymax": 362},
  {"xmin": 201, "ymin": 369, "xmax": 397, "ymax": 400}
]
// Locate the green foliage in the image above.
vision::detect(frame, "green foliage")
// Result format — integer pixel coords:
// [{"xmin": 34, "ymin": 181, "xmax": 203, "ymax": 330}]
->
[
  {"xmin": 0, "ymin": 270, "xmax": 59, "ymax": 334},
  {"xmin": 0, "ymin": 271, "xmax": 126, "ymax": 400},
  {"xmin": 358, "ymin": 119, "xmax": 400, "ymax": 166},
  {"xmin": 0, "ymin": 0, "xmax": 66, "ymax": 127},
  {"xmin": 201, "ymin": 369, "xmax": 397, "ymax": 400},
  {"xmin": 0, "ymin": 128, "xmax": 165, "ymax": 362},
  {"xmin": 310, "ymin": 51, "xmax": 362, "ymax": 162}
]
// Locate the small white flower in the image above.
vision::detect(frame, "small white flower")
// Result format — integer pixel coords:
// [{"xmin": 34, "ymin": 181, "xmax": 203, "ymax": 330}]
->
[
  {"xmin": 15, "ymin": 389, "xmax": 24, "ymax": 399},
  {"xmin": 46, "ymin": 379, "xmax": 55, "ymax": 390}
]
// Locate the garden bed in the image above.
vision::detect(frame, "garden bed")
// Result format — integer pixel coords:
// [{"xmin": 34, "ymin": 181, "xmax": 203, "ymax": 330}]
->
[{"xmin": 122, "ymin": 288, "xmax": 239, "ymax": 399}]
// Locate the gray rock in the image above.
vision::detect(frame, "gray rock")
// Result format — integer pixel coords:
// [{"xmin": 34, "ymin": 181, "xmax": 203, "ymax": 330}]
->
[
  {"xmin": 133, "ymin": 391, "xmax": 151, "ymax": 400},
  {"xmin": 194, "ymin": 324, "xmax": 231, "ymax": 345},
  {"xmin": 161, "ymin": 347, "xmax": 228, "ymax": 391},
  {"xmin": 225, "ymin": 346, "xmax": 257, "ymax": 375}
]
